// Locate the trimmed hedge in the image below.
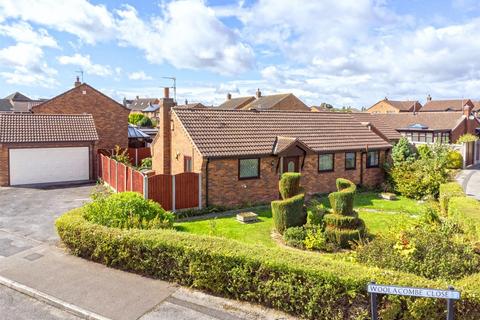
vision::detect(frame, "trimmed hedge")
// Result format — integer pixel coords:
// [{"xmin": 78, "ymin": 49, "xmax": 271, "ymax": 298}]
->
[
  {"xmin": 439, "ymin": 182, "xmax": 465, "ymax": 215},
  {"xmin": 271, "ymin": 193, "xmax": 306, "ymax": 234},
  {"xmin": 56, "ymin": 208, "xmax": 480, "ymax": 319},
  {"xmin": 328, "ymin": 179, "xmax": 356, "ymax": 215},
  {"xmin": 279, "ymin": 172, "xmax": 302, "ymax": 200},
  {"xmin": 448, "ymin": 196, "xmax": 480, "ymax": 240}
]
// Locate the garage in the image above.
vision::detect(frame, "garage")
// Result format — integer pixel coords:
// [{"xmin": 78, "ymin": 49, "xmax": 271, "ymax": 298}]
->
[
  {"xmin": 9, "ymin": 147, "xmax": 90, "ymax": 185},
  {"xmin": 0, "ymin": 113, "xmax": 98, "ymax": 187}
]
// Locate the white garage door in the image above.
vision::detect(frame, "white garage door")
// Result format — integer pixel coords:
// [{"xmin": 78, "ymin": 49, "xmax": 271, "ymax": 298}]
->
[{"xmin": 9, "ymin": 147, "xmax": 90, "ymax": 186}]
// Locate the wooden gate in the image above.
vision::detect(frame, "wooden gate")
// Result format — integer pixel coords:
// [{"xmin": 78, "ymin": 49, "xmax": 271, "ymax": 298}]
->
[
  {"xmin": 175, "ymin": 172, "xmax": 199, "ymax": 210},
  {"xmin": 148, "ymin": 174, "xmax": 173, "ymax": 210},
  {"xmin": 466, "ymin": 141, "xmax": 475, "ymax": 166}
]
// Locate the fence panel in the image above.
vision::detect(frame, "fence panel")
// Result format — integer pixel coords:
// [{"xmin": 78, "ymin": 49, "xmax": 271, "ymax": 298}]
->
[
  {"xmin": 126, "ymin": 167, "xmax": 132, "ymax": 191},
  {"xmin": 117, "ymin": 163, "xmax": 126, "ymax": 193},
  {"xmin": 148, "ymin": 174, "xmax": 172, "ymax": 210},
  {"xmin": 137, "ymin": 147, "xmax": 151, "ymax": 163},
  {"xmin": 174, "ymin": 172, "xmax": 199, "ymax": 210},
  {"xmin": 132, "ymin": 171, "xmax": 144, "ymax": 195},
  {"xmin": 101, "ymin": 155, "xmax": 108, "ymax": 183},
  {"xmin": 110, "ymin": 159, "xmax": 117, "ymax": 190}
]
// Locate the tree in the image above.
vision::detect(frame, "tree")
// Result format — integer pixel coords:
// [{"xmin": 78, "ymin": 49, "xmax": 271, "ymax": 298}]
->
[
  {"xmin": 137, "ymin": 116, "xmax": 153, "ymax": 127},
  {"xmin": 391, "ymin": 137, "xmax": 416, "ymax": 165},
  {"xmin": 128, "ymin": 113, "xmax": 145, "ymax": 125}
]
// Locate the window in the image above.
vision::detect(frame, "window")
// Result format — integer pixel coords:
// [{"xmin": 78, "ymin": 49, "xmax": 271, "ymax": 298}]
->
[
  {"xmin": 238, "ymin": 158, "xmax": 260, "ymax": 179},
  {"xmin": 184, "ymin": 156, "xmax": 192, "ymax": 172},
  {"xmin": 426, "ymin": 132, "xmax": 434, "ymax": 143},
  {"xmin": 367, "ymin": 151, "xmax": 379, "ymax": 168},
  {"xmin": 345, "ymin": 152, "xmax": 356, "ymax": 170},
  {"xmin": 418, "ymin": 132, "xmax": 426, "ymax": 143},
  {"xmin": 318, "ymin": 153, "xmax": 334, "ymax": 172}
]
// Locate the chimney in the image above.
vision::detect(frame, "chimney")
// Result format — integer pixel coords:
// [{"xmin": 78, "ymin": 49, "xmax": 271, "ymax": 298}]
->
[
  {"xmin": 256, "ymin": 88, "xmax": 261, "ymax": 98},
  {"xmin": 164, "ymin": 87, "xmax": 170, "ymax": 99},
  {"xmin": 227, "ymin": 92, "xmax": 232, "ymax": 100},
  {"xmin": 74, "ymin": 76, "xmax": 81, "ymax": 87},
  {"xmin": 156, "ymin": 87, "xmax": 175, "ymax": 174},
  {"xmin": 384, "ymin": 97, "xmax": 388, "ymax": 101},
  {"xmin": 427, "ymin": 94, "xmax": 432, "ymax": 102}
]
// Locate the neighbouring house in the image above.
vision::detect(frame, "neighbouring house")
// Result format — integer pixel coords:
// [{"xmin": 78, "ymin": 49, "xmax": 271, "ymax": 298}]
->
[
  {"xmin": 366, "ymin": 97, "xmax": 422, "ymax": 114},
  {"xmin": 152, "ymin": 89, "xmax": 391, "ymax": 207},
  {"xmin": 1, "ymin": 92, "xmax": 47, "ymax": 112},
  {"xmin": 177, "ymin": 101, "xmax": 206, "ymax": 109},
  {"xmin": 420, "ymin": 95, "xmax": 475, "ymax": 113},
  {"xmin": 352, "ymin": 108, "xmax": 480, "ymax": 144},
  {"xmin": 127, "ymin": 96, "xmax": 160, "ymax": 113},
  {"xmin": 218, "ymin": 89, "xmax": 310, "ymax": 111},
  {"xmin": 142, "ymin": 104, "xmax": 160, "ymax": 122},
  {"xmin": 32, "ymin": 78, "xmax": 129, "ymax": 152},
  {"xmin": 0, "ymin": 113, "xmax": 98, "ymax": 186},
  {"xmin": 128, "ymin": 124, "xmax": 152, "ymax": 148}
]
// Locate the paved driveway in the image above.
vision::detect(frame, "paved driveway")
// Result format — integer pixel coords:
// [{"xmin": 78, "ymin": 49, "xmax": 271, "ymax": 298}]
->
[{"xmin": 0, "ymin": 184, "xmax": 94, "ymax": 244}]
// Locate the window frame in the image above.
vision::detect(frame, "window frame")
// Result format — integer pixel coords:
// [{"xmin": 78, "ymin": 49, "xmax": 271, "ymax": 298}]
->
[
  {"xmin": 366, "ymin": 150, "xmax": 380, "ymax": 168},
  {"xmin": 318, "ymin": 153, "xmax": 335, "ymax": 172},
  {"xmin": 345, "ymin": 152, "xmax": 357, "ymax": 170},
  {"xmin": 184, "ymin": 156, "xmax": 192, "ymax": 172},
  {"xmin": 238, "ymin": 158, "xmax": 261, "ymax": 180}
]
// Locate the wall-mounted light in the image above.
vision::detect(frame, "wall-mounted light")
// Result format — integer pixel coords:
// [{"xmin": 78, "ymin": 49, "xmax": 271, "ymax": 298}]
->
[{"xmin": 175, "ymin": 151, "xmax": 180, "ymax": 160}]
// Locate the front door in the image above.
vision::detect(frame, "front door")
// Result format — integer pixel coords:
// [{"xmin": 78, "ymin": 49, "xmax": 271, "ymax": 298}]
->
[{"xmin": 283, "ymin": 156, "xmax": 299, "ymax": 173}]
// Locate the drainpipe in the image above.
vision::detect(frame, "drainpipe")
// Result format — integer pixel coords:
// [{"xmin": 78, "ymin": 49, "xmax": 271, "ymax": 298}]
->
[
  {"xmin": 360, "ymin": 150, "xmax": 365, "ymax": 186},
  {"xmin": 205, "ymin": 158, "xmax": 210, "ymax": 207}
]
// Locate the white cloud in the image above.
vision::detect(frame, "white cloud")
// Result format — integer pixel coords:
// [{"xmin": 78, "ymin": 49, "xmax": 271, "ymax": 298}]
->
[
  {"xmin": 115, "ymin": 1, "xmax": 254, "ymax": 74},
  {"xmin": 0, "ymin": 0, "xmax": 115, "ymax": 44},
  {"xmin": 128, "ymin": 71, "xmax": 152, "ymax": 80},
  {"xmin": 57, "ymin": 53, "xmax": 112, "ymax": 77},
  {"xmin": 0, "ymin": 21, "xmax": 58, "ymax": 47}
]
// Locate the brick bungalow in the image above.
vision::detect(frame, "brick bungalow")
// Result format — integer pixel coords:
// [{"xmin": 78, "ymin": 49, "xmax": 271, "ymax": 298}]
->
[
  {"xmin": 0, "ymin": 113, "xmax": 98, "ymax": 186},
  {"xmin": 218, "ymin": 89, "xmax": 310, "ymax": 111},
  {"xmin": 152, "ymin": 90, "xmax": 392, "ymax": 207},
  {"xmin": 366, "ymin": 98, "xmax": 422, "ymax": 114}
]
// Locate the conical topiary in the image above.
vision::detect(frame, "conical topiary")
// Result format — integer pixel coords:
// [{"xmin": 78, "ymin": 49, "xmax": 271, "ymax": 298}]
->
[{"xmin": 324, "ymin": 178, "xmax": 365, "ymax": 248}]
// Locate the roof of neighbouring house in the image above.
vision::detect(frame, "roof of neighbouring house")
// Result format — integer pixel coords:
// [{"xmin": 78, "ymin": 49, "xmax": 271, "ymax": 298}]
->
[
  {"xmin": 128, "ymin": 124, "xmax": 151, "ymax": 139},
  {"xmin": 368, "ymin": 99, "xmax": 422, "ymax": 112},
  {"xmin": 175, "ymin": 102, "xmax": 207, "ymax": 109},
  {"xmin": 352, "ymin": 112, "xmax": 471, "ymax": 141},
  {"xmin": 172, "ymin": 109, "xmax": 392, "ymax": 158},
  {"xmin": 0, "ymin": 113, "xmax": 99, "ymax": 143},
  {"xmin": 4, "ymin": 92, "xmax": 31, "ymax": 102},
  {"xmin": 129, "ymin": 98, "xmax": 159, "ymax": 111},
  {"xmin": 421, "ymin": 99, "xmax": 473, "ymax": 112},
  {"xmin": 142, "ymin": 104, "xmax": 160, "ymax": 112},
  {"xmin": 0, "ymin": 99, "xmax": 13, "ymax": 112},
  {"xmin": 242, "ymin": 93, "xmax": 308, "ymax": 111},
  {"xmin": 218, "ymin": 96, "xmax": 255, "ymax": 110},
  {"xmin": 472, "ymin": 101, "xmax": 480, "ymax": 111}
]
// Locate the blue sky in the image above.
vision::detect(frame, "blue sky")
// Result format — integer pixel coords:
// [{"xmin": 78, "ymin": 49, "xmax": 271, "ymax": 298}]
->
[{"xmin": 1, "ymin": 0, "xmax": 480, "ymax": 107}]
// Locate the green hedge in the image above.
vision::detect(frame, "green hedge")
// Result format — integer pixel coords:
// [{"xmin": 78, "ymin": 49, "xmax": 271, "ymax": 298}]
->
[
  {"xmin": 328, "ymin": 179, "xmax": 356, "ymax": 215},
  {"xmin": 56, "ymin": 208, "xmax": 480, "ymax": 319},
  {"xmin": 279, "ymin": 172, "xmax": 302, "ymax": 200},
  {"xmin": 448, "ymin": 196, "xmax": 480, "ymax": 240},
  {"xmin": 271, "ymin": 193, "xmax": 306, "ymax": 234},
  {"xmin": 439, "ymin": 183, "xmax": 465, "ymax": 215}
]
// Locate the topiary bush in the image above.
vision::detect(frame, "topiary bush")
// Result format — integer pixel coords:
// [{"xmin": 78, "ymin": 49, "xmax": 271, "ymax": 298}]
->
[
  {"xmin": 271, "ymin": 193, "xmax": 306, "ymax": 234},
  {"xmin": 446, "ymin": 150, "xmax": 463, "ymax": 169},
  {"xmin": 439, "ymin": 182, "xmax": 464, "ymax": 215},
  {"xmin": 306, "ymin": 199, "xmax": 326, "ymax": 227},
  {"xmin": 83, "ymin": 191, "xmax": 174, "ymax": 229},
  {"xmin": 324, "ymin": 178, "xmax": 365, "ymax": 248},
  {"xmin": 283, "ymin": 226, "xmax": 307, "ymax": 249},
  {"xmin": 279, "ymin": 172, "xmax": 302, "ymax": 200}
]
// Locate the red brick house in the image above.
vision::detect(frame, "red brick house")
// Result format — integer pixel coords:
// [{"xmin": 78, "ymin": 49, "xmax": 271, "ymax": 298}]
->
[
  {"xmin": 0, "ymin": 113, "xmax": 98, "ymax": 186},
  {"xmin": 218, "ymin": 89, "xmax": 310, "ymax": 111},
  {"xmin": 32, "ymin": 78, "xmax": 129, "ymax": 152},
  {"xmin": 152, "ymin": 91, "xmax": 391, "ymax": 207}
]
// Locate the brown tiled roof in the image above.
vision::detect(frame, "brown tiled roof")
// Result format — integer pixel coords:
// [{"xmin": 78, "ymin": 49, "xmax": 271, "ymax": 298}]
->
[
  {"xmin": 175, "ymin": 103, "xmax": 206, "ymax": 109},
  {"xmin": 4, "ymin": 92, "xmax": 31, "ymax": 102},
  {"xmin": 129, "ymin": 98, "xmax": 159, "ymax": 111},
  {"xmin": 352, "ymin": 112, "xmax": 468, "ymax": 141},
  {"xmin": 351, "ymin": 113, "xmax": 402, "ymax": 141},
  {"xmin": 0, "ymin": 113, "xmax": 98, "ymax": 143},
  {"xmin": 242, "ymin": 93, "xmax": 290, "ymax": 110},
  {"xmin": 173, "ymin": 109, "xmax": 391, "ymax": 158},
  {"xmin": 218, "ymin": 96, "xmax": 255, "ymax": 110},
  {"xmin": 387, "ymin": 100, "xmax": 420, "ymax": 112},
  {"xmin": 421, "ymin": 99, "xmax": 473, "ymax": 112}
]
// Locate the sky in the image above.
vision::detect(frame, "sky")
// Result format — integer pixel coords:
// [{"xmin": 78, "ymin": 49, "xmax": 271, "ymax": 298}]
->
[{"xmin": 1, "ymin": 0, "xmax": 480, "ymax": 108}]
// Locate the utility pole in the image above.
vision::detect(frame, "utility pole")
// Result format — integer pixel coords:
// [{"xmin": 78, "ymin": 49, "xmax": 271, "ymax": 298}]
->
[{"xmin": 162, "ymin": 76, "xmax": 176, "ymax": 102}]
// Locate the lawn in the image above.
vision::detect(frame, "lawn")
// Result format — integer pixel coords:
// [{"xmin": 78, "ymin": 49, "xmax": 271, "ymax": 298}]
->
[{"xmin": 176, "ymin": 192, "xmax": 422, "ymax": 247}]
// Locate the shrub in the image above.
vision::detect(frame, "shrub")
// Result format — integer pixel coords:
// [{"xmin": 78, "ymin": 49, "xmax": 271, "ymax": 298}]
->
[
  {"xmin": 328, "ymin": 179, "xmax": 356, "ymax": 215},
  {"xmin": 58, "ymin": 209, "xmax": 469, "ymax": 319},
  {"xmin": 439, "ymin": 182, "xmax": 464, "ymax": 215},
  {"xmin": 416, "ymin": 144, "xmax": 432, "ymax": 160},
  {"xmin": 283, "ymin": 226, "xmax": 306, "ymax": 249},
  {"xmin": 391, "ymin": 137, "xmax": 416, "ymax": 165},
  {"xmin": 457, "ymin": 133, "xmax": 479, "ymax": 144},
  {"xmin": 446, "ymin": 150, "xmax": 463, "ymax": 169},
  {"xmin": 356, "ymin": 224, "xmax": 480, "ymax": 281},
  {"xmin": 139, "ymin": 157, "xmax": 152, "ymax": 170},
  {"xmin": 111, "ymin": 145, "xmax": 131, "ymax": 166},
  {"xmin": 271, "ymin": 193, "xmax": 306, "ymax": 234},
  {"xmin": 128, "ymin": 113, "xmax": 145, "ymax": 125},
  {"xmin": 448, "ymin": 196, "xmax": 480, "ymax": 241},
  {"xmin": 83, "ymin": 192, "xmax": 174, "ymax": 229},
  {"xmin": 304, "ymin": 227, "xmax": 327, "ymax": 251},
  {"xmin": 279, "ymin": 172, "xmax": 301, "ymax": 200},
  {"xmin": 306, "ymin": 200, "xmax": 326, "ymax": 227},
  {"xmin": 137, "ymin": 116, "xmax": 153, "ymax": 127}
]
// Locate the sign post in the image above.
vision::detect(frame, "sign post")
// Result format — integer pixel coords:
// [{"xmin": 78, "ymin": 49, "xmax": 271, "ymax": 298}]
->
[{"xmin": 367, "ymin": 282, "xmax": 460, "ymax": 320}]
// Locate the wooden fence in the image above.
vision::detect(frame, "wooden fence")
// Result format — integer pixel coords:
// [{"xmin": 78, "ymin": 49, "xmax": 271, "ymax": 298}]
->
[
  {"xmin": 99, "ymin": 153, "xmax": 200, "ymax": 211},
  {"xmin": 127, "ymin": 147, "xmax": 151, "ymax": 166}
]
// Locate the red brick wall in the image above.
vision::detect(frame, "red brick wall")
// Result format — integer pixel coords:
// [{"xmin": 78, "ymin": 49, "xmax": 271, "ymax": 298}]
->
[
  {"xmin": 271, "ymin": 95, "xmax": 310, "ymax": 111},
  {"xmin": 32, "ymin": 84, "xmax": 129, "ymax": 151},
  {"xmin": 204, "ymin": 151, "xmax": 387, "ymax": 207},
  {"xmin": 0, "ymin": 141, "xmax": 96, "ymax": 186}
]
